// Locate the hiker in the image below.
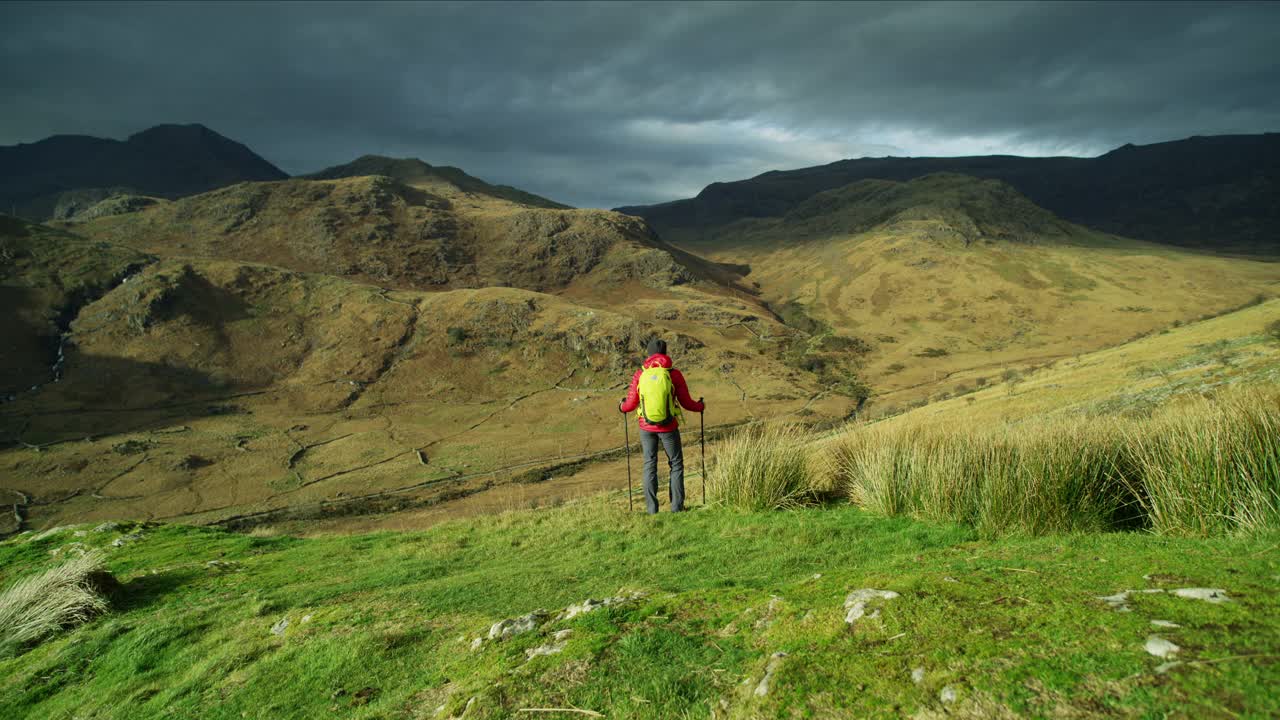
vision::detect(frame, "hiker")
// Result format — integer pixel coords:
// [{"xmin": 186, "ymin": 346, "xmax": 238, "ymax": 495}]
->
[{"xmin": 619, "ymin": 338, "xmax": 705, "ymax": 513}]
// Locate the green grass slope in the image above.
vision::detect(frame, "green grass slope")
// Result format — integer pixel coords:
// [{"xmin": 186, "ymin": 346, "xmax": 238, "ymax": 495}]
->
[
  {"xmin": 2, "ymin": 504, "xmax": 1277, "ymax": 719},
  {"xmin": 66, "ymin": 173, "xmax": 765, "ymax": 314},
  {"xmin": 0, "ymin": 238, "xmax": 839, "ymax": 534}
]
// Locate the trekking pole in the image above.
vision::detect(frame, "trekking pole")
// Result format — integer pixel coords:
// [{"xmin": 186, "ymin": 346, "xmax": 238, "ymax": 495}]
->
[
  {"xmin": 699, "ymin": 398, "xmax": 707, "ymax": 506},
  {"xmin": 622, "ymin": 400, "xmax": 633, "ymax": 512}
]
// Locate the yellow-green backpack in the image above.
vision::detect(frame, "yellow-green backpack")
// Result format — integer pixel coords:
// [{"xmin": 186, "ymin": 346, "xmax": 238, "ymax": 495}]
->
[{"xmin": 638, "ymin": 365, "xmax": 682, "ymax": 425}]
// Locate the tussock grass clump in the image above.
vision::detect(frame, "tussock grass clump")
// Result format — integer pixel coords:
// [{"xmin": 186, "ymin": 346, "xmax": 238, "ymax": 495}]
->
[
  {"xmin": 710, "ymin": 424, "xmax": 821, "ymax": 510},
  {"xmin": 835, "ymin": 385, "xmax": 1280, "ymax": 537},
  {"xmin": 0, "ymin": 550, "xmax": 111, "ymax": 656},
  {"xmin": 1127, "ymin": 387, "xmax": 1279, "ymax": 536},
  {"xmin": 835, "ymin": 420, "xmax": 1130, "ymax": 537}
]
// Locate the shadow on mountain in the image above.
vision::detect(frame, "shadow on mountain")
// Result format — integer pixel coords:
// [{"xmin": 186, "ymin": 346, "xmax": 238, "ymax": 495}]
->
[
  {"xmin": 0, "ymin": 285, "xmax": 63, "ymax": 398},
  {"xmin": 0, "ymin": 352, "xmax": 254, "ymax": 447}
]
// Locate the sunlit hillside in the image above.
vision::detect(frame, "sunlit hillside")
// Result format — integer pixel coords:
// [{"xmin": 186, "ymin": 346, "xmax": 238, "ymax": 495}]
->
[
  {"xmin": 865, "ymin": 296, "xmax": 1280, "ymax": 424},
  {"xmin": 0, "ymin": 208, "xmax": 857, "ymax": 535},
  {"xmin": 665, "ymin": 174, "xmax": 1280, "ymax": 408}
]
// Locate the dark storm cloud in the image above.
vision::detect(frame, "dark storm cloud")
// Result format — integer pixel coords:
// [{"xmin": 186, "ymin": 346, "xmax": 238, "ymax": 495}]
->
[{"xmin": 2, "ymin": 1, "xmax": 1278, "ymax": 208}]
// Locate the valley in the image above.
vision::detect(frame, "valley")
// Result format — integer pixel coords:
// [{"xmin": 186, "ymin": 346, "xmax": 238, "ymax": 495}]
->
[
  {"xmin": 0, "ymin": 168, "xmax": 849, "ymax": 534},
  {"xmin": 0, "ymin": 122, "xmax": 1277, "ymax": 720},
  {"xmin": 5, "ymin": 4, "xmax": 1279, "ymax": 715},
  {"xmin": 3, "ymin": 136, "xmax": 1279, "ymax": 537},
  {"xmin": 657, "ymin": 174, "xmax": 1280, "ymax": 400}
]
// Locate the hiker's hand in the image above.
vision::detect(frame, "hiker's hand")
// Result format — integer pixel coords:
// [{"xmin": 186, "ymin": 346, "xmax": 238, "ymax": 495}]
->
[{"xmin": 699, "ymin": 396, "xmax": 706, "ymax": 412}]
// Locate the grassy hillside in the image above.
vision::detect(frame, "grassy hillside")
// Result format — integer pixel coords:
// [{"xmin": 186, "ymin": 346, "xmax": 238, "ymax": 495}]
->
[
  {"xmin": 2, "ymin": 500, "xmax": 1277, "ymax": 719},
  {"xmin": 0, "ymin": 222, "xmax": 854, "ymax": 535},
  {"xmin": 2, "ymin": 195, "xmax": 1277, "ymax": 718},
  {"xmin": 670, "ymin": 174, "xmax": 1280, "ymax": 409},
  {"xmin": 67, "ymin": 175, "xmax": 712, "ymax": 297},
  {"xmin": 306, "ymin": 155, "xmax": 570, "ymax": 210},
  {"xmin": 866, "ymin": 297, "xmax": 1280, "ymax": 422}
]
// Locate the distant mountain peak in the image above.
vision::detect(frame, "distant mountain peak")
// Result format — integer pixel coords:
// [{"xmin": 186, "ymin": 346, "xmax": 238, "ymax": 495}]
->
[
  {"xmin": 0, "ymin": 123, "xmax": 287, "ymax": 219},
  {"xmin": 307, "ymin": 155, "xmax": 570, "ymax": 209},
  {"xmin": 127, "ymin": 123, "xmax": 217, "ymax": 139}
]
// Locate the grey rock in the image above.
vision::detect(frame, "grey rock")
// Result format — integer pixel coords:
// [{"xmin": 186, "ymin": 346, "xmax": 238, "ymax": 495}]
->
[
  {"xmin": 754, "ymin": 595, "xmax": 783, "ymax": 630},
  {"xmin": 1144, "ymin": 635, "xmax": 1180, "ymax": 658},
  {"xmin": 1096, "ymin": 591, "xmax": 1132, "ymax": 611},
  {"xmin": 1173, "ymin": 588, "xmax": 1229, "ymax": 604},
  {"xmin": 469, "ymin": 637, "xmax": 484, "ymax": 652},
  {"xmin": 911, "ymin": 667, "xmax": 926, "ymax": 685},
  {"xmin": 844, "ymin": 589, "xmax": 900, "ymax": 625},
  {"xmin": 558, "ymin": 592, "xmax": 642, "ymax": 621},
  {"xmin": 1097, "ymin": 588, "xmax": 1164, "ymax": 612},
  {"xmin": 753, "ymin": 652, "xmax": 788, "ymax": 697},
  {"xmin": 1150, "ymin": 620, "xmax": 1181, "ymax": 628},
  {"xmin": 112, "ymin": 531, "xmax": 143, "ymax": 547},
  {"xmin": 270, "ymin": 616, "xmax": 289, "ymax": 636},
  {"xmin": 525, "ymin": 640, "xmax": 567, "ymax": 659},
  {"xmin": 488, "ymin": 610, "xmax": 549, "ymax": 640},
  {"xmin": 939, "ymin": 685, "xmax": 958, "ymax": 704},
  {"xmin": 50, "ymin": 542, "xmax": 87, "ymax": 556}
]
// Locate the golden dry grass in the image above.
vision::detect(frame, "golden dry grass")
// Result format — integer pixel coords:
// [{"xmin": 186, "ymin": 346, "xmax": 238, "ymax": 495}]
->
[
  {"xmin": 0, "ymin": 549, "xmax": 109, "ymax": 655},
  {"xmin": 830, "ymin": 384, "xmax": 1279, "ymax": 537},
  {"xmin": 678, "ymin": 176, "xmax": 1280, "ymax": 410},
  {"xmin": 870, "ymin": 298, "xmax": 1280, "ymax": 425},
  {"xmin": 708, "ymin": 423, "xmax": 823, "ymax": 510}
]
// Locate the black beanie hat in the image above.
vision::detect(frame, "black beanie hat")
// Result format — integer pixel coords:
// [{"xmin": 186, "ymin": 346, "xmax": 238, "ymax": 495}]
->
[{"xmin": 646, "ymin": 338, "xmax": 667, "ymax": 356}]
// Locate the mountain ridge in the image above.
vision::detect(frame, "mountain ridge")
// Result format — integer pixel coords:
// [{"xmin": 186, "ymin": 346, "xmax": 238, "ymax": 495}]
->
[
  {"xmin": 617, "ymin": 133, "xmax": 1280, "ymax": 254},
  {"xmin": 0, "ymin": 123, "xmax": 288, "ymax": 220},
  {"xmin": 67, "ymin": 174, "xmax": 741, "ymax": 298},
  {"xmin": 306, "ymin": 155, "xmax": 570, "ymax": 209}
]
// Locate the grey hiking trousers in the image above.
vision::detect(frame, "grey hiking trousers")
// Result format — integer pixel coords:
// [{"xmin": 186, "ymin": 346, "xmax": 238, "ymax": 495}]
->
[{"xmin": 640, "ymin": 428, "xmax": 684, "ymax": 513}]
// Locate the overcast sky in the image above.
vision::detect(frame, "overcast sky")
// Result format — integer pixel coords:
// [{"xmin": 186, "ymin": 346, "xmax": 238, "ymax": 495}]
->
[{"xmin": 2, "ymin": 1, "xmax": 1278, "ymax": 208}]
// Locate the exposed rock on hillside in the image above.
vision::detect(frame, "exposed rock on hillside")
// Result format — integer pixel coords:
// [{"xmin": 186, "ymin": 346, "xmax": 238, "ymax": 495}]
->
[
  {"xmin": 307, "ymin": 155, "xmax": 569, "ymax": 209},
  {"xmin": 73, "ymin": 176, "xmax": 722, "ymax": 295},
  {"xmin": 67, "ymin": 195, "xmax": 166, "ymax": 222}
]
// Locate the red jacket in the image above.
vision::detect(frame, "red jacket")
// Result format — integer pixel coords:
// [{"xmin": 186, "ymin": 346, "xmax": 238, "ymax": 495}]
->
[{"xmin": 619, "ymin": 354, "xmax": 705, "ymax": 432}]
